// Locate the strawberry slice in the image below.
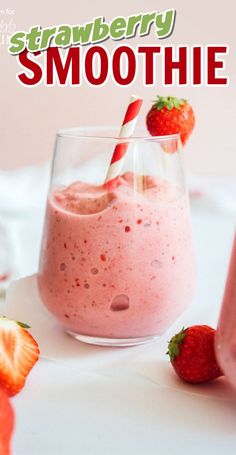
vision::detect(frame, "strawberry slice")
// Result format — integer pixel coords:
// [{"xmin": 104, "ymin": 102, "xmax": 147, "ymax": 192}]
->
[
  {"xmin": 0, "ymin": 318, "xmax": 40, "ymax": 396},
  {"xmin": 0, "ymin": 386, "xmax": 14, "ymax": 455}
]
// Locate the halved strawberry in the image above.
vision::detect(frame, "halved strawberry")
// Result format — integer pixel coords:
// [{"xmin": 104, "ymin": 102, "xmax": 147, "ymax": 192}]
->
[
  {"xmin": 0, "ymin": 386, "xmax": 14, "ymax": 455},
  {"xmin": 0, "ymin": 317, "xmax": 40, "ymax": 396}
]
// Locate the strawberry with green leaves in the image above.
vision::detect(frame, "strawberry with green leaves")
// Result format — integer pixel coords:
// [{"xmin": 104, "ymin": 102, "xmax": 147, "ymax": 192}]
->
[
  {"xmin": 146, "ymin": 95, "xmax": 195, "ymax": 146},
  {"xmin": 167, "ymin": 325, "xmax": 223, "ymax": 384}
]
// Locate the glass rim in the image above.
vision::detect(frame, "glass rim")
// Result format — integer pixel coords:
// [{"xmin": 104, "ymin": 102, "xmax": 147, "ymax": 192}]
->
[{"xmin": 57, "ymin": 127, "xmax": 180, "ymax": 143}]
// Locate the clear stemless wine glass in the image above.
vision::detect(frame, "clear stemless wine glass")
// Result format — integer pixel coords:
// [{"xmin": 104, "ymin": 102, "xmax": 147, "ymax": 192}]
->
[{"xmin": 38, "ymin": 128, "xmax": 195, "ymax": 346}]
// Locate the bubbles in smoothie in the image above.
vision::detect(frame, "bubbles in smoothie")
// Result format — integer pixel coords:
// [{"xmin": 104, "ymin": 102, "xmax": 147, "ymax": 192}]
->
[
  {"xmin": 144, "ymin": 218, "xmax": 152, "ymax": 227},
  {"xmin": 110, "ymin": 294, "xmax": 130, "ymax": 312},
  {"xmin": 91, "ymin": 267, "xmax": 98, "ymax": 275},
  {"xmin": 151, "ymin": 260, "xmax": 162, "ymax": 269}
]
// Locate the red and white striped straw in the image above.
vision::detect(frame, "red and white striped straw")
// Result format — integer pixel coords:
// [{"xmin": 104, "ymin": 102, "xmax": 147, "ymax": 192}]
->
[{"xmin": 104, "ymin": 95, "xmax": 143, "ymax": 189}]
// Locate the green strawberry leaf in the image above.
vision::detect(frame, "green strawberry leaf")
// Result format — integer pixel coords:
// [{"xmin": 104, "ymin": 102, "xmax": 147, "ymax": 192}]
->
[
  {"xmin": 153, "ymin": 95, "xmax": 187, "ymax": 111},
  {"xmin": 16, "ymin": 321, "xmax": 31, "ymax": 329},
  {"xmin": 167, "ymin": 327, "xmax": 186, "ymax": 361},
  {"xmin": 156, "ymin": 101, "xmax": 165, "ymax": 110}
]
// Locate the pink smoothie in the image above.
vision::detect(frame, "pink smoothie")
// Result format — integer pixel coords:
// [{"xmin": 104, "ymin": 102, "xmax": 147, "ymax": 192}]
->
[
  {"xmin": 38, "ymin": 173, "xmax": 195, "ymax": 339},
  {"xmin": 216, "ymin": 233, "xmax": 236, "ymax": 388}
]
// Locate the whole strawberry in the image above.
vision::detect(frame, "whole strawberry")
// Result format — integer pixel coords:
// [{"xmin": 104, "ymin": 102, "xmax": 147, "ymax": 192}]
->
[
  {"xmin": 167, "ymin": 325, "xmax": 223, "ymax": 384},
  {"xmin": 146, "ymin": 95, "xmax": 195, "ymax": 146},
  {"xmin": 0, "ymin": 386, "xmax": 14, "ymax": 455}
]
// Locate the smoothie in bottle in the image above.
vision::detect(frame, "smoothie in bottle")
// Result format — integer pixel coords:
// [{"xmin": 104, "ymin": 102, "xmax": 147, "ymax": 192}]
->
[{"xmin": 216, "ymin": 233, "xmax": 236, "ymax": 388}]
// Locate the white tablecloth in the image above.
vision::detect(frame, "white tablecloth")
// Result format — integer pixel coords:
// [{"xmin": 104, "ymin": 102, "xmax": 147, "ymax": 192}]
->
[{"xmin": 1, "ymin": 189, "xmax": 236, "ymax": 455}]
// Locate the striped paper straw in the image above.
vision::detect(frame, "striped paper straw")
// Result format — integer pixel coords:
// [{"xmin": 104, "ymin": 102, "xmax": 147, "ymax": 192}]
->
[{"xmin": 104, "ymin": 95, "xmax": 143, "ymax": 189}]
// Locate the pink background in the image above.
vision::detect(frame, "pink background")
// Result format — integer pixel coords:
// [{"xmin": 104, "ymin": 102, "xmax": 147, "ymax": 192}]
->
[{"xmin": 1, "ymin": 0, "xmax": 236, "ymax": 175}]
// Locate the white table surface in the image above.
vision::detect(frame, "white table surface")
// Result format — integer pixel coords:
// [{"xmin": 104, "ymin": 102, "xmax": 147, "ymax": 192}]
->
[{"xmin": 1, "ymin": 201, "xmax": 236, "ymax": 455}]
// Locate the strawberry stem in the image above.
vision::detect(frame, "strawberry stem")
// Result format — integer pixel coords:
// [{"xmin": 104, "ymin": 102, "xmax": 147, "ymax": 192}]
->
[{"xmin": 153, "ymin": 95, "xmax": 187, "ymax": 111}]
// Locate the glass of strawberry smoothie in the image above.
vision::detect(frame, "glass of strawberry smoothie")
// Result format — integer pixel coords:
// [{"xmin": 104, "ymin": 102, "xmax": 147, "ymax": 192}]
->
[
  {"xmin": 215, "ymin": 232, "xmax": 236, "ymax": 388},
  {"xmin": 38, "ymin": 128, "xmax": 195, "ymax": 346}
]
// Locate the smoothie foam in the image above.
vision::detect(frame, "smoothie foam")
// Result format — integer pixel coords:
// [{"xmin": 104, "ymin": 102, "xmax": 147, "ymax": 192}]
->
[{"xmin": 38, "ymin": 173, "xmax": 195, "ymax": 338}]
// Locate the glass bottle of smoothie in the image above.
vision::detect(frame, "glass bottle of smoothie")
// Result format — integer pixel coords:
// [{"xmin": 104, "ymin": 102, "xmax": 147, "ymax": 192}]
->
[
  {"xmin": 38, "ymin": 128, "xmax": 195, "ymax": 346},
  {"xmin": 215, "ymin": 233, "xmax": 236, "ymax": 388}
]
